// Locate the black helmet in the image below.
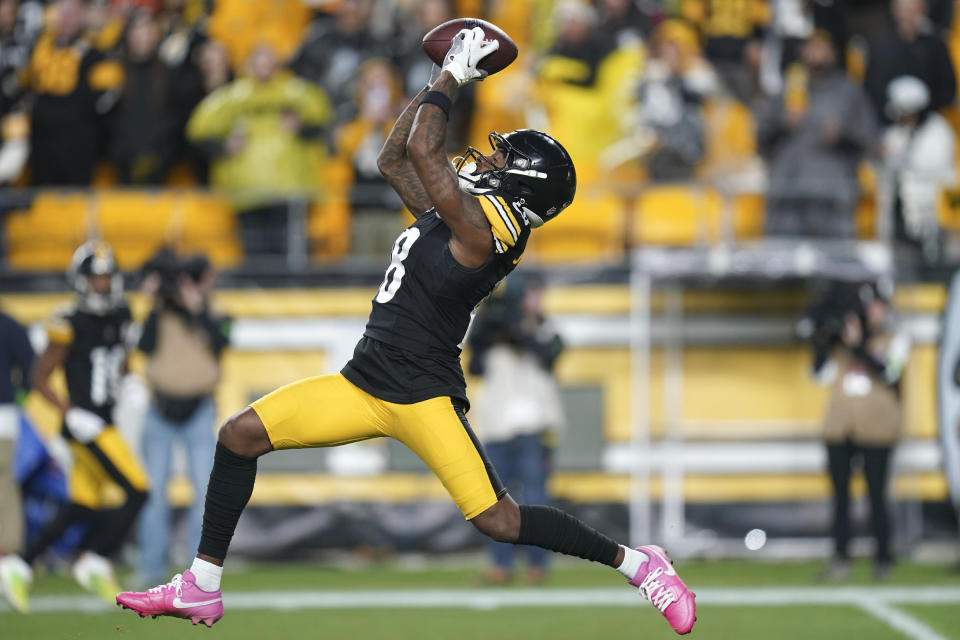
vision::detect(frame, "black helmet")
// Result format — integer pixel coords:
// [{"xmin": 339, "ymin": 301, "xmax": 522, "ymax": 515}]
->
[
  {"xmin": 68, "ymin": 240, "xmax": 123, "ymax": 314},
  {"xmin": 456, "ymin": 129, "xmax": 576, "ymax": 227}
]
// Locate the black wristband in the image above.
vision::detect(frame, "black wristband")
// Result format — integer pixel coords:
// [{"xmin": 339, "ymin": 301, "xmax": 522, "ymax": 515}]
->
[{"xmin": 420, "ymin": 91, "xmax": 452, "ymax": 118}]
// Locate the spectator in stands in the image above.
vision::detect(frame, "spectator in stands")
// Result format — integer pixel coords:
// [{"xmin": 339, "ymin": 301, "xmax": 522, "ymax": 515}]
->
[
  {"xmin": 0, "ymin": 309, "xmax": 33, "ymax": 613},
  {"xmin": 22, "ymin": 0, "xmax": 123, "ymax": 185},
  {"xmin": 110, "ymin": 9, "xmax": 182, "ymax": 184},
  {"xmin": 537, "ymin": 1, "xmax": 643, "ymax": 188},
  {"xmin": 864, "ymin": 0, "xmax": 956, "ymax": 124},
  {"xmin": 136, "ymin": 250, "xmax": 229, "ymax": 588},
  {"xmin": 468, "ymin": 274, "xmax": 565, "ymax": 586},
  {"xmin": 757, "ymin": 30, "xmax": 875, "ymax": 237},
  {"xmin": 337, "ymin": 58, "xmax": 405, "ymax": 257},
  {"xmin": 816, "ymin": 281, "xmax": 909, "ymax": 581},
  {"xmin": 0, "ymin": 0, "xmax": 37, "ymax": 116},
  {"xmin": 629, "ymin": 20, "xmax": 712, "ymax": 182},
  {"xmin": 186, "ymin": 42, "xmax": 332, "ymax": 259},
  {"xmin": 880, "ymin": 75, "xmax": 957, "ymax": 261},
  {"xmin": 681, "ymin": 0, "xmax": 769, "ymax": 105},
  {"xmin": 289, "ymin": 0, "xmax": 386, "ymax": 124},
  {"xmin": 597, "ymin": 0, "xmax": 657, "ymax": 46},
  {"xmin": 392, "ymin": 0, "xmax": 473, "ymax": 152},
  {"xmin": 196, "ymin": 39, "xmax": 231, "ymax": 95}
]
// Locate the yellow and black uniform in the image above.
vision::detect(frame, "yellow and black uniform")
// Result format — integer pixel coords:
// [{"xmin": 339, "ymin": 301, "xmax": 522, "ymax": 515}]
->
[
  {"xmin": 253, "ymin": 210, "xmax": 528, "ymax": 519},
  {"xmin": 23, "ymin": 304, "xmax": 148, "ymax": 564},
  {"xmin": 47, "ymin": 304, "xmax": 148, "ymax": 508},
  {"xmin": 21, "ymin": 31, "xmax": 123, "ymax": 185}
]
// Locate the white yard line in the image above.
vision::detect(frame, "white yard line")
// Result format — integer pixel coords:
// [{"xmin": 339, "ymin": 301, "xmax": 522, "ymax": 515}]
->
[
  {"xmin": 8, "ymin": 586, "xmax": 960, "ymax": 615},
  {"xmin": 856, "ymin": 598, "xmax": 950, "ymax": 640}
]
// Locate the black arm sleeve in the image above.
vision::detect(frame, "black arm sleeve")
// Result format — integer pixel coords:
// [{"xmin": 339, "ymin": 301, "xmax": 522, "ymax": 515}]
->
[{"xmin": 138, "ymin": 310, "xmax": 159, "ymax": 354}]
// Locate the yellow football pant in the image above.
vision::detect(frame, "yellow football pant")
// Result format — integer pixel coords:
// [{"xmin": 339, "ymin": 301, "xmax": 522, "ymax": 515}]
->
[
  {"xmin": 251, "ymin": 374, "xmax": 505, "ymax": 519},
  {"xmin": 69, "ymin": 427, "xmax": 150, "ymax": 510}
]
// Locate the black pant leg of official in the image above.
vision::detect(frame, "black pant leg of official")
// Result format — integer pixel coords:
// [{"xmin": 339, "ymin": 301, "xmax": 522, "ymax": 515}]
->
[
  {"xmin": 862, "ymin": 444, "xmax": 894, "ymax": 563},
  {"xmin": 826, "ymin": 440, "xmax": 854, "ymax": 560}
]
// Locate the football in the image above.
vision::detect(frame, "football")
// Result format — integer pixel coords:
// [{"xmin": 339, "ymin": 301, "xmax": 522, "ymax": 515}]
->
[{"xmin": 421, "ymin": 18, "xmax": 518, "ymax": 76}]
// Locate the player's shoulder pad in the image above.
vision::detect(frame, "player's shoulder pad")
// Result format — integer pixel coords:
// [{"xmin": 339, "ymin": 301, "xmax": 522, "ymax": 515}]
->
[{"xmin": 47, "ymin": 302, "xmax": 78, "ymax": 344}]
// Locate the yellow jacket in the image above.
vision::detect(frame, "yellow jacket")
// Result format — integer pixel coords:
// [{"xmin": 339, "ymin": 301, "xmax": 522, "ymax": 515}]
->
[{"xmin": 187, "ymin": 73, "xmax": 332, "ymax": 208}]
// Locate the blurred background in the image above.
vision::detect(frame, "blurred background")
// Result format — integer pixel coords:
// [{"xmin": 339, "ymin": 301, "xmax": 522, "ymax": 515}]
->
[{"xmin": 2, "ymin": 0, "xmax": 960, "ymax": 593}]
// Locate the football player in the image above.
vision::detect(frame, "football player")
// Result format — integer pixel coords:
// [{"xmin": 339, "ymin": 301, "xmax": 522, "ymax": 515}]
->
[
  {"xmin": 13, "ymin": 241, "xmax": 148, "ymax": 606},
  {"xmin": 118, "ymin": 28, "xmax": 696, "ymax": 634}
]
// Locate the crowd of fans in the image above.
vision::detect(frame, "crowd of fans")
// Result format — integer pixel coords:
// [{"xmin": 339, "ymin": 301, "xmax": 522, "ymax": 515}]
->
[{"xmin": 1, "ymin": 0, "xmax": 959, "ymax": 262}]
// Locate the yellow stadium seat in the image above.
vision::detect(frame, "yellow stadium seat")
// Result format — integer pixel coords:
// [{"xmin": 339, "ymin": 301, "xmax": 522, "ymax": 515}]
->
[
  {"xmin": 308, "ymin": 197, "xmax": 350, "ymax": 260},
  {"xmin": 938, "ymin": 187, "xmax": 960, "ymax": 230},
  {"xmin": 6, "ymin": 193, "xmax": 90, "ymax": 271},
  {"xmin": 178, "ymin": 192, "xmax": 242, "ymax": 268},
  {"xmin": 525, "ymin": 192, "xmax": 623, "ymax": 263},
  {"xmin": 731, "ymin": 192, "xmax": 765, "ymax": 239},
  {"xmin": 95, "ymin": 192, "xmax": 177, "ymax": 269},
  {"xmin": 856, "ymin": 164, "xmax": 877, "ymax": 239},
  {"xmin": 632, "ymin": 185, "xmax": 723, "ymax": 245},
  {"xmin": 700, "ymin": 98, "xmax": 758, "ymax": 177}
]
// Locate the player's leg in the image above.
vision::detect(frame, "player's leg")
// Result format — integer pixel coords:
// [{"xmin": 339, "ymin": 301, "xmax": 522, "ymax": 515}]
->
[
  {"xmin": 22, "ymin": 440, "xmax": 102, "ymax": 565},
  {"xmin": 71, "ymin": 428, "xmax": 149, "ymax": 601},
  {"xmin": 392, "ymin": 398, "xmax": 695, "ymax": 635},
  {"xmin": 517, "ymin": 433, "xmax": 550, "ymax": 581},
  {"xmin": 482, "ymin": 439, "xmax": 514, "ymax": 583},
  {"xmin": 117, "ymin": 374, "xmax": 388, "ymax": 626},
  {"xmin": 82, "ymin": 428, "xmax": 150, "ymax": 555}
]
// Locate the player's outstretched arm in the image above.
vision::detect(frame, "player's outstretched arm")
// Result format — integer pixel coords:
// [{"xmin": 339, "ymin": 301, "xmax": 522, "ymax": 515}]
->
[
  {"xmin": 377, "ymin": 85, "xmax": 433, "ymax": 217},
  {"xmin": 408, "ymin": 29, "xmax": 499, "ymax": 267},
  {"xmin": 408, "ymin": 70, "xmax": 492, "ymax": 267}
]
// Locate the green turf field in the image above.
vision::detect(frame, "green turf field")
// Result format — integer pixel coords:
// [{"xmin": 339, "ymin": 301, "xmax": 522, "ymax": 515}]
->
[{"xmin": 2, "ymin": 559, "xmax": 959, "ymax": 640}]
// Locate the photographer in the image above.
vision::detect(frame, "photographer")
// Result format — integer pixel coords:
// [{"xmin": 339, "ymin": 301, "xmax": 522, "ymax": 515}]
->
[
  {"xmin": 805, "ymin": 281, "xmax": 910, "ymax": 581},
  {"xmin": 467, "ymin": 273, "xmax": 565, "ymax": 584},
  {"xmin": 136, "ymin": 249, "xmax": 230, "ymax": 587}
]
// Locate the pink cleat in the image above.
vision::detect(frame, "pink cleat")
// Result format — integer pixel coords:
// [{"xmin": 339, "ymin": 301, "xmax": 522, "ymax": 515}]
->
[
  {"xmin": 629, "ymin": 545, "xmax": 697, "ymax": 635},
  {"xmin": 116, "ymin": 571, "xmax": 223, "ymax": 628}
]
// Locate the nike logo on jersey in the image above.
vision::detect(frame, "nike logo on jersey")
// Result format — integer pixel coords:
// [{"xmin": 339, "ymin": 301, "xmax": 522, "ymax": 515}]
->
[{"xmin": 172, "ymin": 596, "xmax": 222, "ymax": 609}]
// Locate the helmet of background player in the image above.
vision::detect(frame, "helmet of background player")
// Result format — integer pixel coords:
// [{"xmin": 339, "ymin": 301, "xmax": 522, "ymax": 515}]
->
[
  {"xmin": 455, "ymin": 129, "xmax": 577, "ymax": 227},
  {"xmin": 68, "ymin": 240, "xmax": 124, "ymax": 314}
]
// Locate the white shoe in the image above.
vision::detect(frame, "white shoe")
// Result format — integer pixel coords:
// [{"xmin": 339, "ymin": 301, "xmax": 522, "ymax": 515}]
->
[
  {"xmin": 0, "ymin": 554, "xmax": 33, "ymax": 613},
  {"xmin": 72, "ymin": 551, "xmax": 119, "ymax": 603}
]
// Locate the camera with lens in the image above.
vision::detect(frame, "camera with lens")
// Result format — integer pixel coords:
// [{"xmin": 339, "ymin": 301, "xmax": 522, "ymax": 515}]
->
[
  {"xmin": 141, "ymin": 248, "xmax": 210, "ymax": 310},
  {"xmin": 799, "ymin": 281, "xmax": 871, "ymax": 373}
]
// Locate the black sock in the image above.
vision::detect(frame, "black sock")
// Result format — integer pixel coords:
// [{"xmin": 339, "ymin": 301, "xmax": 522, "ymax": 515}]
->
[
  {"xmin": 517, "ymin": 505, "xmax": 620, "ymax": 566},
  {"xmin": 196, "ymin": 442, "xmax": 258, "ymax": 561}
]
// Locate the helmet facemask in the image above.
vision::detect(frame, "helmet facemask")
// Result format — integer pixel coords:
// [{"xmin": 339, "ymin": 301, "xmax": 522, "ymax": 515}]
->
[
  {"xmin": 69, "ymin": 242, "xmax": 124, "ymax": 315},
  {"xmin": 454, "ymin": 132, "xmax": 548, "ymax": 228}
]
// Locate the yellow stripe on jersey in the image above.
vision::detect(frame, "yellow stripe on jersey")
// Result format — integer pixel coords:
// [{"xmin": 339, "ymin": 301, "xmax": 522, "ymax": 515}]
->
[{"xmin": 478, "ymin": 195, "xmax": 522, "ymax": 253}]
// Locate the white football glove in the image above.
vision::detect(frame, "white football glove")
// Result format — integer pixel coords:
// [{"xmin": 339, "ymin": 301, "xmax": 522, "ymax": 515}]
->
[
  {"xmin": 442, "ymin": 27, "xmax": 499, "ymax": 87},
  {"xmin": 64, "ymin": 407, "xmax": 106, "ymax": 444}
]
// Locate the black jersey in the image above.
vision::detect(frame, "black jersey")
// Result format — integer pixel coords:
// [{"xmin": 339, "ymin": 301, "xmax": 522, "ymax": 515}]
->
[
  {"xmin": 342, "ymin": 211, "xmax": 526, "ymax": 406},
  {"xmin": 48, "ymin": 304, "xmax": 131, "ymax": 423}
]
